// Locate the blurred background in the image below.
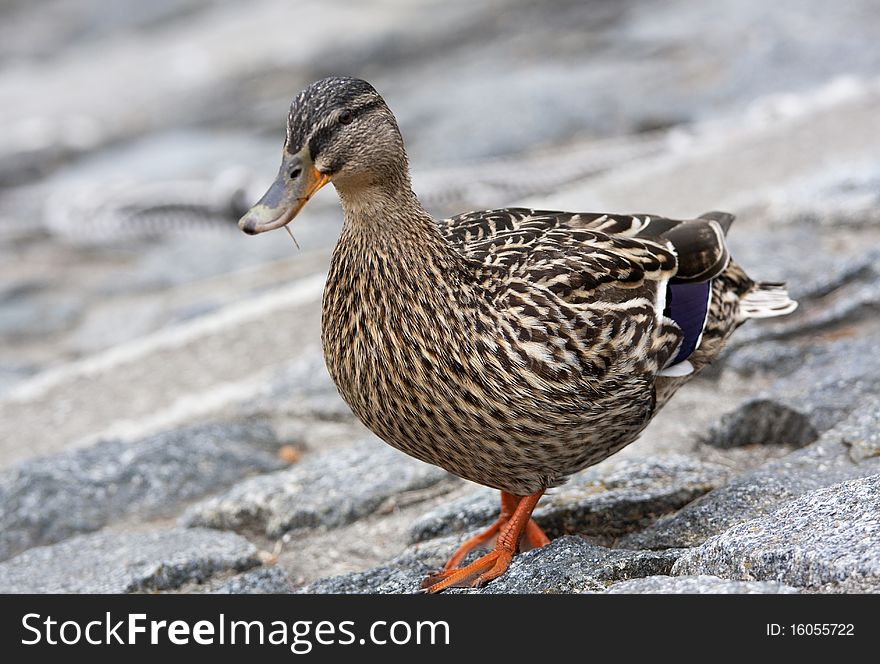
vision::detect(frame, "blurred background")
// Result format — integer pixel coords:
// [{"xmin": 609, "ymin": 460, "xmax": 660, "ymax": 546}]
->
[
  {"xmin": 3, "ymin": 0, "xmax": 880, "ymax": 396},
  {"xmin": 1, "ymin": 0, "xmax": 879, "ymax": 591}
]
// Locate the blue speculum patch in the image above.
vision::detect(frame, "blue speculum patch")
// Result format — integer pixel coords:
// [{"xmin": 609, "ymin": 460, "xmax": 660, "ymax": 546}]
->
[{"xmin": 665, "ymin": 280, "xmax": 712, "ymax": 365}]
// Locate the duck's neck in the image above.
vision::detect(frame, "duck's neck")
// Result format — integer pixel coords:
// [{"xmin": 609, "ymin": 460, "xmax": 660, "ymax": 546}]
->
[{"xmin": 334, "ymin": 181, "xmax": 461, "ymax": 273}]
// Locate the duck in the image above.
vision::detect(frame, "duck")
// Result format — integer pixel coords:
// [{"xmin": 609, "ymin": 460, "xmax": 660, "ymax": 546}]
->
[{"xmin": 238, "ymin": 76, "xmax": 797, "ymax": 593}]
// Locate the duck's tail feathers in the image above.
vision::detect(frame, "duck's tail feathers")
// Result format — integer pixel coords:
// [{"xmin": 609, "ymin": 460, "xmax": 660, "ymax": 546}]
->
[
  {"xmin": 659, "ymin": 214, "xmax": 732, "ymax": 284},
  {"xmin": 697, "ymin": 210, "xmax": 735, "ymax": 234},
  {"xmin": 739, "ymin": 282, "xmax": 798, "ymax": 319}
]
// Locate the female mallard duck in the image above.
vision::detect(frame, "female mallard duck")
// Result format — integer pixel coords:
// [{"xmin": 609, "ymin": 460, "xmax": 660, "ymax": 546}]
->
[{"xmin": 239, "ymin": 77, "xmax": 797, "ymax": 593}]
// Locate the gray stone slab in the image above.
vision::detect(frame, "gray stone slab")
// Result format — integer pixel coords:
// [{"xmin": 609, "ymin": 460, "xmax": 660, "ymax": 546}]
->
[
  {"xmin": 410, "ymin": 455, "xmax": 729, "ymax": 544},
  {"xmin": 0, "ymin": 528, "xmax": 260, "ymax": 593},
  {"xmin": 477, "ymin": 537, "xmax": 683, "ymax": 594},
  {"xmin": 707, "ymin": 335, "xmax": 880, "ymax": 448},
  {"xmin": 0, "ymin": 421, "xmax": 284, "ymax": 561},
  {"xmin": 301, "ymin": 535, "xmax": 683, "ymax": 594},
  {"xmin": 211, "ymin": 566, "xmax": 294, "ymax": 594},
  {"xmin": 248, "ymin": 349, "xmax": 353, "ymax": 421},
  {"xmin": 182, "ymin": 438, "xmax": 450, "ymax": 538},
  {"xmin": 673, "ymin": 474, "xmax": 880, "ymax": 592},
  {"xmin": 298, "ymin": 539, "xmax": 451, "ymax": 595},
  {"xmin": 602, "ymin": 575, "xmax": 799, "ymax": 594},
  {"xmin": 622, "ymin": 397, "xmax": 880, "ymax": 550}
]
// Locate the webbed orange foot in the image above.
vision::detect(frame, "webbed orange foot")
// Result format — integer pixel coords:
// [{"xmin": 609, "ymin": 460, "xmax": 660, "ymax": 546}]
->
[
  {"xmin": 420, "ymin": 548, "xmax": 514, "ymax": 592},
  {"xmin": 420, "ymin": 490, "xmax": 547, "ymax": 594}
]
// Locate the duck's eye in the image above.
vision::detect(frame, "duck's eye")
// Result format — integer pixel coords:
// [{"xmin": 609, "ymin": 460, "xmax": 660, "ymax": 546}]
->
[{"xmin": 338, "ymin": 110, "xmax": 354, "ymax": 125}]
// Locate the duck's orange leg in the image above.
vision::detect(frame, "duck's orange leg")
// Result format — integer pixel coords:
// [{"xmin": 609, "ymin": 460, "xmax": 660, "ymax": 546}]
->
[
  {"xmin": 521, "ymin": 515, "xmax": 551, "ymax": 550},
  {"xmin": 421, "ymin": 490, "xmax": 547, "ymax": 593},
  {"xmin": 440, "ymin": 491, "xmax": 520, "ymax": 571}
]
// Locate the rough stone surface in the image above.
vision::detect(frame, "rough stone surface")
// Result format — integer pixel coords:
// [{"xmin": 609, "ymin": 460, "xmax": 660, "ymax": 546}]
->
[
  {"xmin": 673, "ymin": 475, "xmax": 880, "ymax": 592},
  {"xmin": 182, "ymin": 438, "xmax": 451, "ymax": 538},
  {"xmin": 832, "ymin": 399, "xmax": 880, "ymax": 463},
  {"xmin": 0, "ymin": 422, "xmax": 284, "ymax": 561},
  {"xmin": 244, "ymin": 349, "xmax": 354, "ymax": 423},
  {"xmin": 623, "ymin": 399, "xmax": 880, "ymax": 550},
  {"xmin": 0, "ymin": 529, "xmax": 260, "ymax": 593},
  {"xmin": 707, "ymin": 400, "xmax": 819, "ymax": 449},
  {"xmin": 602, "ymin": 575, "xmax": 799, "ymax": 594},
  {"xmin": 211, "ymin": 566, "xmax": 294, "ymax": 594},
  {"xmin": 477, "ymin": 537, "xmax": 683, "ymax": 594},
  {"xmin": 770, "ymin": 164, "xmax": 880, "ymax": 231},
  {"xmin": 410, "ymin": 455, "xmax": 729, "ymax": 544},
  {"xmin": 408, "ymin": 491, "xmax": 499, "ymax": 545},
  {"xmin": 722, "ymin": 339, "xmax": 824, "ymax": 377},
  {"xmin": 298, "ymin": 539, "xmax": 452, "ymax": 595},
  {"xmin": 706, "ymin": 335, "xmax": 880, "ymax": 447},
  {"xmin": 302, "ymin": 536, "xmax": 683, "ymax": 594}
]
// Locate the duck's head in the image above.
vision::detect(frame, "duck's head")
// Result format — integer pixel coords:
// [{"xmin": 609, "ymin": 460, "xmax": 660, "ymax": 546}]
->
[{"xmin": 239, "ymin": 77, "xmax": 408, "ymax": 235}]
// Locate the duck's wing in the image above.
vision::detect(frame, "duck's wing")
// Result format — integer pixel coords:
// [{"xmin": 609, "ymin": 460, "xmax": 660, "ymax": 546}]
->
[
  {"xmin": 458, "ymin": 221, "xmax": 683, "ymax": 376},
  {"xmin": 440, "ymin": 207, "xmax": 732, "ymax": 284},
  {"xmin": 442, "ymin": 208, "xmax": 737, "ymax": 376}
]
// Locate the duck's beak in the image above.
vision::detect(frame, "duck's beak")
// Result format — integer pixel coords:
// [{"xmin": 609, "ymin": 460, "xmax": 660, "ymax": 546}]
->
[{"xmin": 238, "ymin": 147, "xmax": 330, "ymax": 235}]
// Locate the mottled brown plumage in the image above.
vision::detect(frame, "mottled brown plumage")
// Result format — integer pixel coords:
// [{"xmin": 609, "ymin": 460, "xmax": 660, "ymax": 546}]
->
[
  {"xmin": 239, "ymin": 77, "xmax": 797, "ymax": 591},
  {"xmin": 324, "ymin": 206, "xmax": 722, "ymax": 494}
]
